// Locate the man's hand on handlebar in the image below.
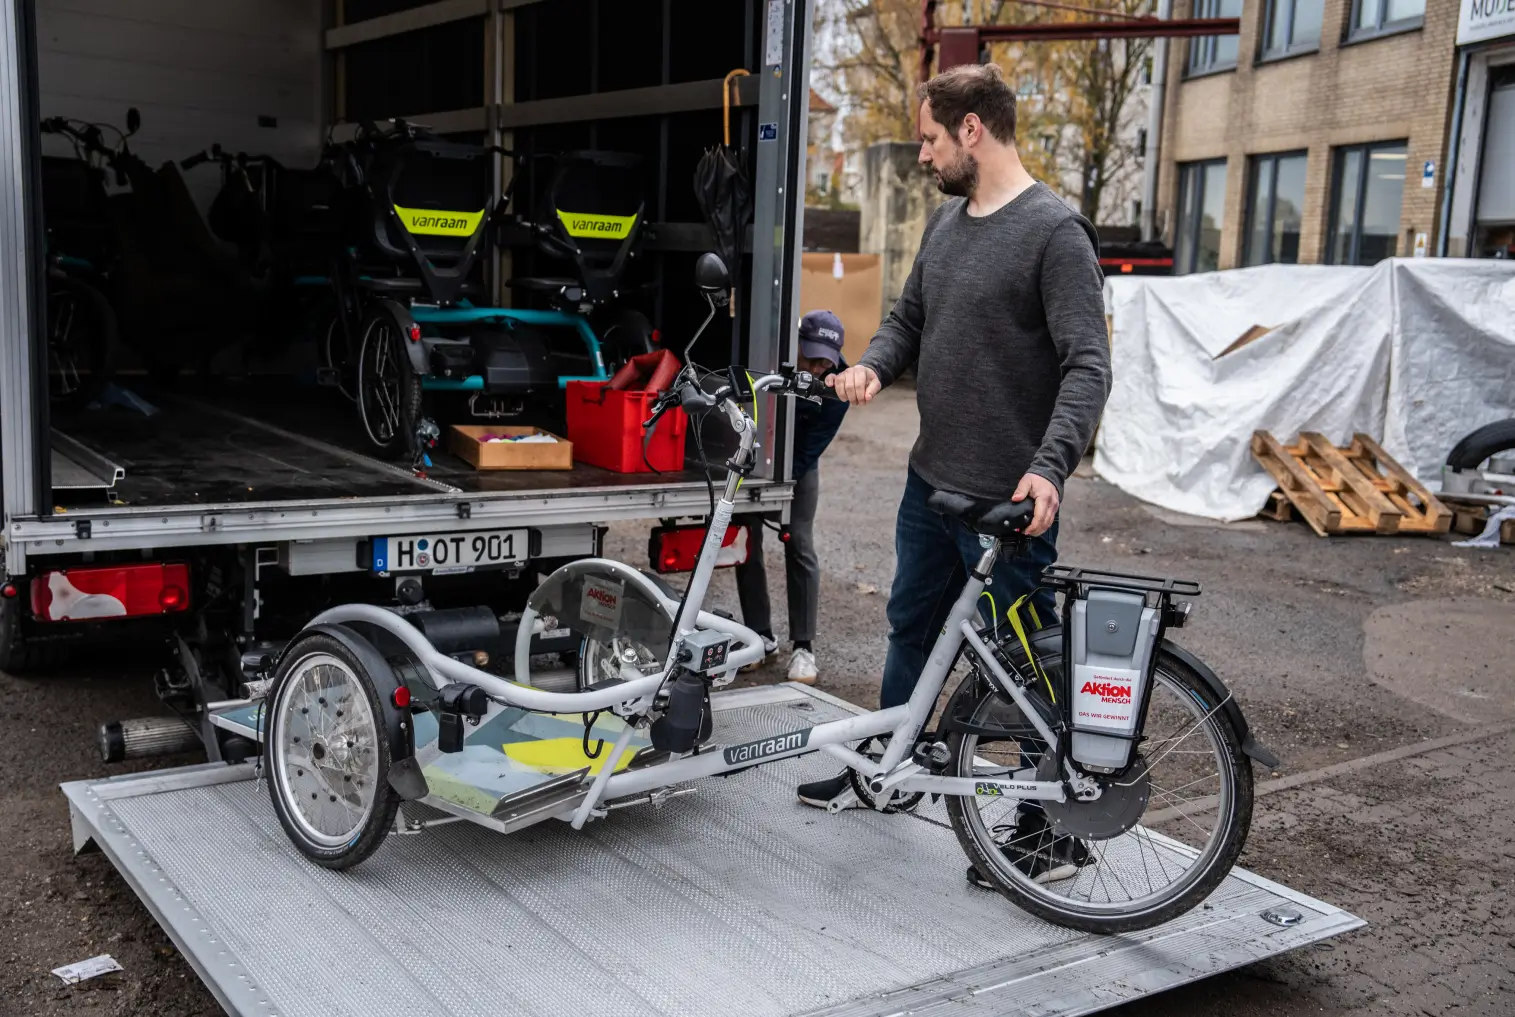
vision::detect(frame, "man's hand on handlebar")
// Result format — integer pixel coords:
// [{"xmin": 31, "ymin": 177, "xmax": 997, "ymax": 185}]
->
[
  {"xmin": 1011, "ymin": 472, "xmax": 1060, "ymax": 538},
  {"xmin": 825, "ymin": 365, "xmax": 881, "ymax": 405}
]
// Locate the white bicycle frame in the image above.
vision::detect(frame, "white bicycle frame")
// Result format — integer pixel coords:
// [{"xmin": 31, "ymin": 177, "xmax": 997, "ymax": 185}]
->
[{"xmin": 310, "ymin": 374, "xmax": 1091, "ymax": 827}]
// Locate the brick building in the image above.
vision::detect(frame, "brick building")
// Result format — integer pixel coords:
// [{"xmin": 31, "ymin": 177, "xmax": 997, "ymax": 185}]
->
[{"xmin": 1155, "ymin": 0, "xmax": 1460, "ymax": 272}]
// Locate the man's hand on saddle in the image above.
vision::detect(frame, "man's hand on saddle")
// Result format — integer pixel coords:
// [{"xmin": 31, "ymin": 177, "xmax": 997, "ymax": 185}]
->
[
  {"xmin": 1012, "ymin": 472, "xmax": 1059, "ymax": 537},
  {"xmin": 825, "ymin": 365, "xmax": 881, "ymax": 404}
]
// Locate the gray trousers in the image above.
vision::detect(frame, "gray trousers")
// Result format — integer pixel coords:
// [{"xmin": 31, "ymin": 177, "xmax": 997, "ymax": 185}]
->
[{"xmin": 735, "ymin": 465, "xmax": 820, "ymax": 644}]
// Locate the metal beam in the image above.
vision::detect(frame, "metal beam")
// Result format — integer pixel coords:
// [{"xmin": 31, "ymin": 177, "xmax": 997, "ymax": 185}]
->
[
  {"xmin": 325, "ymin": 0, "xmax": 544, "ymax": 51},
  {"xmin": 326, "ymin": 107, "xmax": 488, "ymax": 140},
  {"xmin": 970, "ymin": 17, "xmax": 1240, "ymax": 42},
  {"xmin": 1, "ymin": 0, "xmax": 44, "ymax": 526},
  {"xmin": 919, "ymin": 2, "xmax": 1242, "ymax": 78},
  {"xmin": 6, "ymin": 482, "xmax": 792, "ymax": 571},
  {"xmin": 493, "ymin": 75, "xmax": 759, "ymax": 131},
  {"xmin": 326, "ymin": 0, "xmax": 486, "ymax": 50}
]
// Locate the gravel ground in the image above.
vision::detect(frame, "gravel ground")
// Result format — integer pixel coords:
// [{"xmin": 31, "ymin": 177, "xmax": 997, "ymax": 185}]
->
[{"xmin": 3, "ymin": 384, "xmax": 1512, "ymax": 1016}]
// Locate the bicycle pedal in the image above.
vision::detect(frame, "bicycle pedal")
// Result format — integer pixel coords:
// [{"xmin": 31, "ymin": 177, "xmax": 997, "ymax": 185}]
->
[
  {"xmin": 314, "ymin": 367, "xmax": 340, "ymax": 387},
  {"xmin": 825, "ymin": 789, "xmax": 860, "ymax": 814},
  {"xmin": 912, "ymin": 740, "xmax": 951, "ymax": 770}
]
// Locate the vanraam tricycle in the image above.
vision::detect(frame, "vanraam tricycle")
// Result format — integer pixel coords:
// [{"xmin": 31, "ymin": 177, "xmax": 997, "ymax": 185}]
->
[{"xmin": 253, "ymin": 254, "xmax": 1276, "ymax": 934}]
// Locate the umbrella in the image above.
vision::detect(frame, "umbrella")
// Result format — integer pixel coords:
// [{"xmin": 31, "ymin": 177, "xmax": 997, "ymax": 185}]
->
[{"xmin": 694, "ymin": 68, "xmax": 752, "ymax": 318}]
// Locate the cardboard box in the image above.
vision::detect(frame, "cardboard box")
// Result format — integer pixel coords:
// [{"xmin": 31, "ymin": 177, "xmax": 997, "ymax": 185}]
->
[
  {"xmin": 799, "ymin": 252, "xmax": 882, "ymax": 366},
  {"xmin": 447, "ymin": 425, "xmax": 573, "ymax": 470}
]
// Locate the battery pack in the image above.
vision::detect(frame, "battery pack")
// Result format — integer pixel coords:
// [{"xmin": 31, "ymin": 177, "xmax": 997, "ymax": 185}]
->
[{"xmin": 1068, "ymin": 588, "xmax": 1161, "ymax": 772}]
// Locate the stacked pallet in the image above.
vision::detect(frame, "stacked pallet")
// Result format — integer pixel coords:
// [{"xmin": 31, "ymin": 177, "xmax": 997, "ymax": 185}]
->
[
  {"xmin": 1449, "ymin": 503, "xmax": 1515, "ymax": 545},
  {"xmin": 1251, "ymin": 431, "xmax": 1452, "ymax": 537}
]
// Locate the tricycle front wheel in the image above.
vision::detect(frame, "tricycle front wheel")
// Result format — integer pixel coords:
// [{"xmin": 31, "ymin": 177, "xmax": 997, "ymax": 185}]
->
[{"xmin": 265, "ymin": 631, "xmax": 400, "ymax": 869}]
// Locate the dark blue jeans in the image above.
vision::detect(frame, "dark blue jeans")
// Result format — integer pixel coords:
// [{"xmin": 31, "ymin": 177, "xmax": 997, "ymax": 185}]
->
[{"xmin": 879, "ymin": 468, "xmax": 1059, "ymax": 710}]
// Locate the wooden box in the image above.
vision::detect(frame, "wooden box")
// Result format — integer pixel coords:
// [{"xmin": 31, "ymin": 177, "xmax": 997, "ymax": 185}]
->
[{"xmin": 447, "ymin": 425, "xmax": 573, "ymax": 470}]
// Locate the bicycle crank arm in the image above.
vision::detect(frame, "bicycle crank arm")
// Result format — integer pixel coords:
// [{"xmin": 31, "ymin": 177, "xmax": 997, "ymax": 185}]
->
[{"xmin": 898, "ymin": 776, "xmax": 1069, "ymax": 803}]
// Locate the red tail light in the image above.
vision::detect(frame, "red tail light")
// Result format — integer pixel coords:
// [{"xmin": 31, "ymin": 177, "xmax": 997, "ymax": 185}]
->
[
  {"xmin": 30, "ymin": 563, "xmax": 191, "ymax": 622},
  {"xmin": 408, "ymin": 323, "xmax": 422, "ymax": 342},
  {"xmin": 0, "ymin": 582, "xmax": 16, "ymax": 599},
  {"xmin": 392, "ymin": 686, "xmax": 412, "ymax": 709},
  {"xmin": 648, "ymin": 524, "xmax": 750, "ymax": 574}
]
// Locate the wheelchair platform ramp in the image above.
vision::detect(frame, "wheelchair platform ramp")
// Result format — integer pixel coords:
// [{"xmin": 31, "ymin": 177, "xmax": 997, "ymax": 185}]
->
[{"xmin": 62, "ymin": 684, "xmax": 1361, "ymax": 1017}]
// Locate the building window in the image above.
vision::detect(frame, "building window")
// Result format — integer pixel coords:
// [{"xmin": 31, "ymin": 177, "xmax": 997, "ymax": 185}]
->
[
  {"xmin": 1174, "ymin": 159, "xmax": 1228, "ymax": 274},
  {"xmin": 1327, "ymin": 142, "xmax": 1407, "ymax": 265},
  {"xmin": 1186, "ymin": 0, "xmax": 1241, "ymax": 77},
  {"xmin": 1348, "ymin": 0, "xmax": 1424, "ymax": 40},
  {"xmin": 1244, "ymin": 152, "xmax": 1308, "ymax": 266},
  {"xmin": 1261, "ymin": 0, "xmax": 1323, "ymax": 59}
]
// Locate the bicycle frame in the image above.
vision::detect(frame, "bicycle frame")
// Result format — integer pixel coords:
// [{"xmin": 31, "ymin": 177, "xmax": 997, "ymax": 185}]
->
[{"xmin": 308, "ymin": 373, "xmax": 1084, "ymax": 829}]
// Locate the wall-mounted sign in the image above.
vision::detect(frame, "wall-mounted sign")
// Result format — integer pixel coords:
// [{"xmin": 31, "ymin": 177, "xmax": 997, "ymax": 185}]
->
[{"xmin": 1459, "ymin": 0, "xmax": 1515, "ymax": 46}]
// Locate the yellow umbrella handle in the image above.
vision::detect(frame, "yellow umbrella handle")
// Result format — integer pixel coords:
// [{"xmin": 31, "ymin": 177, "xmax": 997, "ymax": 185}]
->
[{"xmin": 723, "ymin": 69, "xmax": 751, "ymax": 147}]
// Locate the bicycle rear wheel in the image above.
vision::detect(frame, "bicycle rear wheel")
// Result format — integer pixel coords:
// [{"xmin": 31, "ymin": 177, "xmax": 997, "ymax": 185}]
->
[
  {"xmin": 46, "ymin": 272, "xmax": 116, "ymax": 414},
  {"xmin": 946, "ymin": 647, "xmax": 1253, "ymax": 934}
]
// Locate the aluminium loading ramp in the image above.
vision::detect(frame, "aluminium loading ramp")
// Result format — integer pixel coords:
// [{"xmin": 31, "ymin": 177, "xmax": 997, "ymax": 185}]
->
[{"xmin": 61, "ymin": 684, "xmax": 1363, "ymax": 1017}]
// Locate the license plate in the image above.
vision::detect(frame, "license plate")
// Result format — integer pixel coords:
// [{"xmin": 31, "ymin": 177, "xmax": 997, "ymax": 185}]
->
[{"xmin": 371, "ymin": 529, "xmax": 527, "ymax": 575}]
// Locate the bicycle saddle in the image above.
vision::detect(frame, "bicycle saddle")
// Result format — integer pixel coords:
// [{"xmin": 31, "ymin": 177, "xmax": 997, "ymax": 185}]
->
[{"xmin": 926, "ymin": 490, "xmax": 1035, "ymax": 538}]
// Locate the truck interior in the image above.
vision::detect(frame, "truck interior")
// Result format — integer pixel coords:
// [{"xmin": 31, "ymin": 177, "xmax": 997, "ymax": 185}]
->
[{"xmin": 31, "ymin": 0, "xmax": 795, "ymax": 512}]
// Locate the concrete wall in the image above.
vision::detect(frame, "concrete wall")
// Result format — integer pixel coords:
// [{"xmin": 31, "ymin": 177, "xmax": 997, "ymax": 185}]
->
[
  {"xmin": 1156, "ymin": 0, "xmax": 1460, "ymax": 268},
  {"xmin": 859, "ymin": 141, "xmax": 944, "ymax": 323}
]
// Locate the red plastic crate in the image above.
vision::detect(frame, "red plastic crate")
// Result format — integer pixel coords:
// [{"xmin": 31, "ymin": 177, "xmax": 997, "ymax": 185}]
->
[{"xmin": 565, "ymin": 381, "xmax": 688, "ymax": 473}]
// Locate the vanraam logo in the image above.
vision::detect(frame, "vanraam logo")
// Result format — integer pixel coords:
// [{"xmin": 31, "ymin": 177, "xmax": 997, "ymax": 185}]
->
[
  {"xmin": 723, "ymin": 728, "xmax": 810, "ymax": 766},
  {"xmin": 393, "ymin": 205, "xmax": 484, "ymax": 237},
  {"xmin": 556, "ymin": 210, "xmax": 637, "ymax": 240},
  {"xmin": 410, "ymin": 214, "xmax": 469, "ymax": 231}
]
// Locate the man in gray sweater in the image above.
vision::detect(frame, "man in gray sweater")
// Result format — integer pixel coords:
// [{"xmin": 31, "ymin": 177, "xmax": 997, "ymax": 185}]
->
[{"xmin": 797, "ymin": 63, "xmax": 1111, "ymax": 886}]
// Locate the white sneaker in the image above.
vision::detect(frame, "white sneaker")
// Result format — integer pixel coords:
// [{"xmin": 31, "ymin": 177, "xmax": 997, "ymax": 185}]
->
[
  {"xmin": 787, "ymin": 648, "xmax": 818, "ymax": 685},
  {"xmin": 741, "ymin": 635, "xmax": 779, "ymax": 672}
]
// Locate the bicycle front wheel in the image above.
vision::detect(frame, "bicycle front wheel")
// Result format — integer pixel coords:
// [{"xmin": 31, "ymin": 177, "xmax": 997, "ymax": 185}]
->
[{"xmin": 946, "ymin": 648, "xmax": 1253, "ymax": 934}]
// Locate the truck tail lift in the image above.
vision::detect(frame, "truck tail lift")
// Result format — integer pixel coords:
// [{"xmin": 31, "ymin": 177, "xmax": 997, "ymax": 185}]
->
[{"xmin": 64, "ymin": 684, "xmax": 1363, "ymax": 1017}]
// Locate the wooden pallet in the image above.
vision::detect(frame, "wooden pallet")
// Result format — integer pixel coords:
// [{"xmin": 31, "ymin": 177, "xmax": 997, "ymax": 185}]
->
[
  {"xmin": 1449, "ymin": 502, "xmax": 1515, "ymax": 544},
  {"xmin": 1259, "ymin": 489, "xmax": 1294, "ymax": 522},
  {"xmin": 1250, "ymin": 431, "xmax": 1453, "ymax": 537}
]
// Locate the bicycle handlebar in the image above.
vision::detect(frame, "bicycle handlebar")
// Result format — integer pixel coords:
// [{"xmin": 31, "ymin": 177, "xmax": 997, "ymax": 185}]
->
[{"xmin": 638, "ymin": 368, "xmax": 822, "ymax": 435}]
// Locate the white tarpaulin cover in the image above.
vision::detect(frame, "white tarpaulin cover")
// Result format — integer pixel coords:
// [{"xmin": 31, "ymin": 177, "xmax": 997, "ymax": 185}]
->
[{"xmin": 1095, "ymin": 259, "xmax": 1515, "ymax": 522}]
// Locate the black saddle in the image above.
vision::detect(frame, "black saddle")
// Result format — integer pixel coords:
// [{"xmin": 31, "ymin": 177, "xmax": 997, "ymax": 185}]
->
[{"xmin": 926, "ymin": 490, "xmax": 1035, "ymax": 538}]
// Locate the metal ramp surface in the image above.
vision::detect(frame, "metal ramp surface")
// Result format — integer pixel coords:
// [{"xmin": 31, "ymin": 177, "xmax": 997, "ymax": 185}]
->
[{"xmin": 62, "ymin": 684, "xmax": 1362, "ymax": 1017}]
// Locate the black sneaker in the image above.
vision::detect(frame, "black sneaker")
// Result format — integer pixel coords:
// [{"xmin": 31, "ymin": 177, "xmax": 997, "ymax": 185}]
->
[
  {"xmin": 796, "ymin": 772, "xmax": 854, "ymax": 809},
  {"xmin": 967, "ymin": 811, "xmax": 1091, "ymax": 888}
]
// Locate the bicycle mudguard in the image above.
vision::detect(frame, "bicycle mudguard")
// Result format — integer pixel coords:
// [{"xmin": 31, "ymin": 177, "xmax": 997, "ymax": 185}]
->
[
  {"xmin": 373, "ymin": 298, "xmax": 428, "ymax": 376},
  {"xmin": 286, "ymin": 622, "xmax": 426, "ymax": 799},
  {"xmin": 1160, "ymin": 640, "xmax": 1282, "ymax": 770}
]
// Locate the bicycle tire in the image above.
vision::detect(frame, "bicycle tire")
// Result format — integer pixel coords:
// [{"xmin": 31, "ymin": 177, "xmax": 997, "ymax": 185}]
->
[
  {"xmin": 355, "ymin": 306, "xmax": 422, "ymax": 460},
  {"xmin": 264, "ymin": 630, "xmax": 400, "ymax": 870},
  {"xmin": 1446, "ymin": 418, "xmax": 1515, "ymax": 471},
  {"xmin": 945, "ymin": 648, "xmax": 1253, "ymax": 935},
  {"xmin": 598, "ymin": 308, "xmax": 654, "ymax": 377},
  {"xmin": 46, "ymin": 271, "xmax": 117, "ymax": 414}
]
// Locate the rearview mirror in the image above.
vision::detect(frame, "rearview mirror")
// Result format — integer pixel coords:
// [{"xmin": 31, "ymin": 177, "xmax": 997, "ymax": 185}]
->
[
  {"xmin": 125, "ymin": 107, "xmax": 141, "ymax": 135},
  {"xmin": 694, "ymin": 252, "xmax": 729, "ymax": 294}
]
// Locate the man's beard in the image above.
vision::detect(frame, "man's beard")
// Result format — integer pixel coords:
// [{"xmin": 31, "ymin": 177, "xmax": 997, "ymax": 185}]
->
[{"xmin": 933, "ymin": 151, "xmax": 979, "ymax": 197}]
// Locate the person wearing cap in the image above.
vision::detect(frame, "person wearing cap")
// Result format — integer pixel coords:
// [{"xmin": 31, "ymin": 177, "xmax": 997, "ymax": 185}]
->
[{"xmin": 734, "ymin": 309, "xmax": 849, "ymax": 684}]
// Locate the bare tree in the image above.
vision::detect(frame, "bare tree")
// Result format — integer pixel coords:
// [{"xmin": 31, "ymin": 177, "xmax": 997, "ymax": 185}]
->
[{"xmin": 819, "ymin": 0, "xmax": 1153, "ymax": 223}]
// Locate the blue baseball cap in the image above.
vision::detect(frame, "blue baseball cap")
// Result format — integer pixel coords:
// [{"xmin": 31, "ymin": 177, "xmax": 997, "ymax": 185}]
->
[{"xmin": 798, "ymin": 309, "xmax": 844, "ymax": 363}]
